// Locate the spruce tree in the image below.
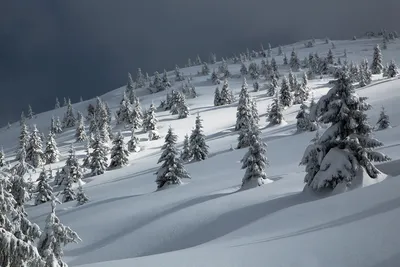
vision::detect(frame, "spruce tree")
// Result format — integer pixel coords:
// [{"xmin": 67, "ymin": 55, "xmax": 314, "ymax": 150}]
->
[
  {"xmin": 362, "ymin": 59, "xmax": 372, "ymax": 84},
  {"xmin": 189, "ymin": 114, "xmax": 209, "ymax": 161},
  {"xmin": 327, "ymin": 49, "xmax": 334, "ymax": 64},
  {"xmin": 290, "ymin": 49, "xmax": 300, "ymax": 71},
  {"xmin": 82, "ymin": 141, "xmax": 91, "ymax": 169},
  {"xmin": 44, "ymin": 132, "xmax": 60, "ymax": 164},
  {"xmin": 283, "ymin": 53, "xmax": 288, "ymax": 65},
  {"xmin": 241, "ymin": 135, "xmax": 268, "ymax": 189},
  {"xmin": 63, "ymin": 97, "xmax": 68, "ymax": 107},
  {"xmin": 288, "ymin": 70, "xmax": 295, "ymax": 91},
  {"xmin": 63, "ymin": 145, "xmax": 84, "ymax": 185},
  {"xmin": 131, "ymin": 97, "xmax": 144, "ymax": 131},
  {"xmin": 37, "ymin": 201, "xmax": 81, "ymax": 266},
  {"xmin": 235, "ymin": 79, "xmax": 252, "ymax": 131},
  {"xmin": 376, "ymin": 107, "xmax": 391, "ymax": 130},
  {"xmin": 155, "ymin": 126, "xmax": 190, "ymax": 189},
  {"xmin": 180, "ymin": 134, "xmax": 191, "ymax": 162},
  {"xmin": 219, "ymin": 79, "xmax": 233, "ymax": 105},
  {"xmin": 201, "ymin": 62, "xmax": 210, "ymax": 75},
  {"xmin": 268, "ymin": 94, "xmax": 284, "ymax": 126},
  {"xmin": 89, "ymin": 133, "xmax": 108, "ymax": 176},
  {"xmin": 126, "ymin": 72, "xmax": 135, "ymax": 97},
  {"xmin": 211, "ymin": 69, "xmax": 219, "ymax": 85},
  {"xmin": 267, "ymin": 43, "xmax": 272, "ymax": 57},
  {"xmin": 135, "ymin": 68, "xmax": 146, "ymax": 88},
  {"xmin": 279, "ymin": 76, "xmax": 292, "ymax": 108},
  {"xmin": 162, "ymin": 69, "xmax": 171, "ymax": 90},
  {"xmin": 175, "ymin": 65, "xmax": 185, "ymax": 81},
  {"xmin": 248, "ymin": 62, "xmax": 260, "ymax": 80},
  {"xmin": 177, "ymin": 92, "xmax": 190, "ymax": 119},
  {"xmin": 271, "ymin": 58, "xmax": 279, "ymax": 78},
  {"xmin": 278, "ymin": 46, "xmax": 283, "ymax": 56},
  {"xmin": 116, "ymin": 92, "xmax": 132, "ymax": 125},
  {"xmin": 62, "ymin": 99, "xmax": 76, "ymax": 128},
  {"xmin": 55, "ymin": 116, "xmax": 63, "ymax": 133},
  {"xmin": 253, "ymin": 81, "xmax": 259, "ymax": 92},
  {"xmin": 16, "ymin": 121, "xmax": 29, "ymax": 161},
  {"xmin": 143, "ymin": 103, "xmax": 158, "ymax": 134},
  {"xmin": 26, "ymin": 125, "xmax": 44, "ymax": 168},
  {"xmin": 109, "ymin": 132, "xmax": 129, "ymax": 169},
  {"xmin": 240, "ymin": 63, "xmax": 248, "ymax": 76},
  {"xmin": 27, "ymin": 105, "xmax": 34, "ymax": 119},
  {"xmin": 35, "ymin": 168, "xmax": 53, "ymax": 205},
  {"xmin": 214, "ymin": 87, "xmax": 221, "ymax": 106},
  {"xmin": 387, "ymin": 60, "xmax": 399, "ymax": 77},
  {"xmin": 127, "ymin": 128, "xmax": 140, "ymax": 152},
  {"xmin": 76, "ymin": 185, "xmax": 89, "ymax": 205},
  {"xmin": 55, "ymin": 97, "xmax": 61, "ymax": 109},
  {"xmin": 371, "ymin": 44, "xmax": 383, "ymax": 74},
  {"xmin": 303, "ymin": 68, "xmax": 390, "ymax": 191},
  {"xmin": 358, "ymin": 65, "xmax": 367, "ymax": 87},
  {"xmin": 75, "ymin": 115, "xmax": 87, "ymax": 142},
  {"xmin": 0, "ymin": 147, "xmax": 4, "ymax": 168},
  {"xmin": 296, "ymin": 102, "xmax": 316, "ymax": 132}
]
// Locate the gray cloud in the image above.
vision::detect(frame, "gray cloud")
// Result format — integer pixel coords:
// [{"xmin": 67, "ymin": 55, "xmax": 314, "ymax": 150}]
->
[{"xmin": 0, "ymin": 0, "xmax": 398, "ymax": 125}]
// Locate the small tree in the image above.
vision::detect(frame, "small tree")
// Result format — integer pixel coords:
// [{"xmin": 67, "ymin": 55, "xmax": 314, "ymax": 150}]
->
[
  {"xmin": 268, "ymin": 94, "xmax": 284, "ymax": 126},
  {"xmin": 109, "ymin": 132, "xmax": 129, "ymax": 169},
  {"xmin": 214, "ymin": 87, "xmax": 221, "ymax": 106},
  {"xmin": 55, "ymin": 97, "xmax": 61, "ymax": 109},
  {"xmin": 253, "ymin": 81, "xmax": 259, "ymax": 92},
  {"xmin": 235, "ymin": 79, "xmax": 252, "ymax": 131},
  {"xmin": 219, "ymin": 79, "xmax": 233, "ymax": 105},
  {"xmin": 241, "ymin": 135, "xmax": 268, "ymax": 189},
  {"xmin": 201, "ymin": 62, "xmax": 210, "ymax": 75},
  {"xmin": 279, "ymin": 76, "xmax": 292, "ymax": 107},
  {"xmin": 296, "ymin": 102, "xmax": 317, "ymax": 132},
  {"xmin": 75, "ymin": 115, "xmax": 87, "ymax": 142},
  {"xmin": 278, "ymin": 46, "xmax": 283, "ymax": 56},
  {"xmin": 76, "ymin": 185, "xmax": 89, "ymax": 205},
  {"xmin": 371, "ymin": 44, "xmax": 383, "ymax": 74},
  {"xmin": 44, "ymin": 132, "xmax": 60, "ymax": 164},
  {"xmin": 189, "ymin": 114, "xmax": 209, "ymax": 162},
  {"xmin": 35, "ymin": 168, "xmax": 53, "ymax": 205},
  {"xmin": 89, "ymin": 133, "xmax": 108, "ymax": 176},
  {"xmin": 27, "ymin": 105, "xmax": 34, "ymax": 119},
  {"xmin": 180, "ymin": 134, "xmax": 191, "ymax": 162},
  {"xmin": 387, "ymin": 60, "xmax": 399, "ymax": 77},
  {"xmin": 26, "ymin": 125, "xmax": 45, "ymax": 168},
  {"xmin": 54, "ymin": 117, "xmax": 63, "ymax": 133},
  {"xmin": 327, "ymin": 49, "xmax": 334, "ymax": 64},
  {"xmin": 127, "ymin": 128, "xmax": 140, "ymax": 152},
  {"xmin": 288, "ymin": 70, "xmax": 295, "ymax": 91},
  {"xmin": 143, "ymin": 104, "xmax": 158, "ymax": 135},
  {"xmin": 177, "ymin": 92, "xmax": 190, "ymax": 119},
  {"xmin": 240, "ymin": 63, "xmax": 248, "ymax": 76},
  {"xmin": 135, "ymin": 68, "xmax": 146, "ymax": 88},
  {"xmin": 155, "ymin": 126, "xmax": 190, "ymax": 189},
  {"xmin": 62, "ymin": 99, "xmax": 76, "ymax": 128},
  {"xmin": 211, "ymin": 70, "xmax": 219, "ymax": 85},
  {"xmin": 376, "ymin": 107, "xmax": 391, "ymax": 130},
  {"xmin": 0, "ymin": 148, "xmax": 4, "ymax": 167},
  {"xmin": 290, "ymin": 49, "xmax": 300, "ymax": 71},
  {"xmin": 283, "ymin": 53, "xmax": 288, "ymax": 65},
  {"xmin": 175, "ymin": 65, "xmax": 185, "ymax": 81}
]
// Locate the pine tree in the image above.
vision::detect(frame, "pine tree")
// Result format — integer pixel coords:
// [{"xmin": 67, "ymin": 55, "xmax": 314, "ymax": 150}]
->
[
  {"xmin": 63, "ymin": 145, "xmax": 84, "ymax": 185},
  {"xmin": 303, "ymin": 68, "xmax": 390, "ymax": 191},
  {"xmin": 0, "ymin": 148, "xmax": 4, "ymax": 168},
  {"xmin": 376, "ymin": 106, "xmax": 391, "ymax": 130},
  {"xmin": 62, "ymin": 97, "xmax": 67, "ymax": 107},
  {"xmin": 161, "ymin": 69, "xmax": 171, "ymax": 90},
  {"xmin": 37, "ymin": 201, "xmax": 81, "ymax": 266},
  {"xmin": 62, "ymin": 98, "xmax": 76, "ymax": 128},
  {"xmin": 201, "ymin": 62, "xmax": 210, "ymax": 75},
  {"xmin": 177, "ymin": 92, "xmax": 190, "ymax": 119},
  {"xmin": 267, "ymin": 75, "xmax": 278, "ymax": 97},
  {"xmin": 211, "ymin": 69, "xmax": 219, "ymax": 85},
  {"xmin": 387, "ymin": 60, "xmax": 399, "ymax": 77},
  {"xmin": 248, "ymin": 62, "xmax": 260, "ymax": 80},
  {"xmin": 143, "ymin": 103, "xmax": 158, "ymax": 134},
  {"xmin": 135, "ymin": 68, "xmax": 146, "ymax": 88},
  {"xmin": 235, "ymin": 79, "xmax": 252, "ymax": 131},
  {"xmin": 371, "ymin": 44, "xmax": 383, "ymax": 74},
  {"xmin": 16, "ymin": 122, "xmax": 29, "ymax": 161},
  {"xmin": 55, "ymin": 97, "xmax": 60, "ymax": 109},
  {"xmin": 44, "ymin": 132, "xmax": 60, "ymax": 164},
  {"xmin": 127, "ymin": 128, "xmax": 140, "ymax": 152},
  {"xmin": 296, "ymin": 102, "xmax": 316, "ymax": 132},
  {"xmin": 35, "ymin": 168, "xmax": 53, "ymax": 205},
  {"xmin": 241, "ymin": 134, "xmax": 268, "ymax": 189},
  {"xmin": 76, "ymin": 185, "xmax": 89, "ymax": 205},
  {"xmin": 126, "ymin": 72, "xmax": 135, "ymax": 97},
  {"xmin": 109, "ymin": 132, "xmax": 129, "ymax": 169},
  {"xmin": 180, "ymin": 134, "xmax": 191, "ymax": 162},
  {"xmin": 75, "ymin": 115, "xmax": 87, "ymax": 142},
  {"xmin": 253, "ymin": 81, "xmax": 259, "ymax": 92},
  {"xmin": 290, "ymin": 49, "xmax": 300, "ymax": 71},
  {"xmin": 271, "ymin": 58, "xmax": 279, "ymax": 78},
  {"xmin": 116, "ymin": 92, "xmax": 132, "ymax": 125},
  {"xmin": 362, "ymin": 59, "xmax": 372, "ymax": 84},
  {"xmin": 358, "ymin": 65, "xmax": 367, "ymax": 87},
  {"xmin": 240, "ymin": 63, "xmax": 248, "ymax": 76},
  {"xmin": 131, "ymin": 97, "xmax": 144, "ymax": 131},
  {"xmin": 283, "ymin": 53, "xmax": 288, "ymax": 65},
  {"xmin": 27, "ymin": 105, "xmax": 34, "ymax": 119},
  {"xmin": 25, "ymin": 125, "xmax": 44, "ymax": 168},
  {"xmin": 54, "ymin": 117, "xmax": 63, "ymax": 133},
  {"xmin": 279, "ymin": 76, "xmax": 292, "ymax": 107},
  {"xmin": 189, "ymin": 114, "xmax": 209, "ymax": 161},
  {"xmin": 278, "ymin": 46, "xmax": 283, "ymax": 56},
  {"xmin": 89, "ymin": 133, "xmax": 108, "ymax": 176},
  {"xmin": 288, "ymin": 70, "xmax": 295, "ymax": 91},
  {"xmin": 383, "ymin": 37, "xmax": 388, "ymax": 50},
  {"xmin": 81, "ymin": 141, "xmax": 91, "ymax": 170},
  {"xmin": 214, "ymin": 87, "xmax": 221, "ymax": 106},
  {"xmin": 267, "ymin": 43, "xmax": 272, "ymax": 57},
  {"xmin": 155, "ymin": 126, "xmax": 190, "ymax": 189},
  {"xmin": 268, "ymin": 94, "xmax": 284, "ymax": 126},
  {"xmin": 175, "ymin": 65, "xmax": 185, "ymax": 81},
  {"xmin": 326, "ymin": 49, "xmax": 334, "ymax": 64},
  {"xmin": 219, "ymin": 79, "xmax": 233, "ymax": 105}
]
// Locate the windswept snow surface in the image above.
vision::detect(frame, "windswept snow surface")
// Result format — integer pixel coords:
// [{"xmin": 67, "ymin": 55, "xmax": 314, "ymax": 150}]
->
[{"xmin": 2, "ymin": 38, "xmax": 400, "ymax": 267}]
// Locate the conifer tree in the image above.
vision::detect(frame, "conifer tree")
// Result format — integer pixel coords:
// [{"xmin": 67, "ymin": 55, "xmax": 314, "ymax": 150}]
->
[
  {"xmin": 177, "ymin": 92, "xmax": 190, "ymax": 119},
  {"xmin": 278, "ymin": 46, "xmax": 283, "ymax": 56},
  {"xmin": 214, "ymin": 87, "xmax": 221, "ymax": 106},
  {"xmin": 0, "ymin": 148, "xmax": 4, "ymax": 168},
  {"xmin": 62, "ymin": 99, "xmax": 76, "ymax": 128},
  {"xmin": 219, "ymin": 79, "xmax": 233, "ymax": 105},
  {"xmin": 16, "ymin": 122, "xmax": 30, "ymax": 161},
  {"xmin": 290, "ymin": 49, "xmax": 300, "ymax": 71},
  {"xmin": 211, "ymin": 69, "xmax": 219, "ymax": 85},
  {"xmin": 25, "ymin": 125, "xmax": 44, "ymax": 168},
  {"xmin": 376, "ymin": 107, "xmax": 390, "ymax": 130},
  {"xmin": 63, "ymin": 145, "xmax": 84, "ymax": 185},
  {"xmin": 362, "ymin": 59, "xmax": 372, "ymax": 84},
  {"xmin": 35, "ymin": 168, "xmax": 53, "ymax": 205},
  {"xmin": 327, "ymin": 49, "xmax": 334, "ymax": 64},
  {"xmin": 116, "ymin": 92, "xmax": 132, "ymax": 125},
  {"xmin": 268, "ymin": 94, "xmax": 284, "ymax": 126},
  {"xmin": 156, "ymin": 126, "xmax": 190, "ymax": 189},
  {"xmin": 75, "ymin": 116, "xmax": 87, "ymax": 142},
  {"xmin": 109, "ymin": 132, "xmax": 129, "ymax": 169},
  {"xmin": 371, "ymin": 44, "xmax": 383, "ymax": 74},
  {"xmin": 54, "ymin": 116, "xmax": 63, "ymax": 133},
  {"xmin": 296, "ymin": 102, "xmax": 316, "ymax": 132},
  {"xmin": 283, "ymin": 53, "xmax": 288, "ymax": 65},
  {"xmin": 303, "ymin": 68, "xmax": 390, "ymax": 191},
  {"xmin": 201, "ymin": 62, "xmax": 210, "ymax": 75},
  {"xmin": 387, "ymin": 60, "xmax": 399, "ymax": 77},
  {"xmin": 267, "ymin": 43, "xmax": 272, "ymax": 57},
  {"xmin": 358, "ymin": 65, "xmax": 367, "ymax": 87},
  {"xmin": 279, "ymin": 76, "xmax": 292, "ymax": 107},
  {"xmin": 271, "ymin": 58, "xmax": 280, "ymax": 78},
  {"xmin": 89, "ymin": 133, "xmax": 108, "ymax": 176},
  {"xmin": 175, "ymin": 65, "xmax": 185, "ymax": 81},
  {"xmin": 55, "ymin": 97, "xmax": 60, "ymax": 109},
  {"xmin": 37, "ymin": 201, "xmax": 81, "ymax": 265},
  {"xmin": 241, "ymin": 134, "xmax": 268, "ymax": 189},
  {"xmin": 27, "ymin": 105, "xmax": 34, "ymax": 119},
  {"xmin": 189, "ymin": 114, "xmax": 209, "ymax": 161},
  {"xmin": 76, "ymin": 184, "xmax": 89, "ymax": 205},
  {"xmin": 44, "ymin": 132, "xmax": 60, "ymax": 164},
  {"xmin": 180, "ymin": 134, "xmax": 191, "ymax": 162},
  {"xmin": 162, "ymin": 69, "xmax": 171, "ymax": 90},
  {"xmin": 143, "ymin": 103, "xmax": 158, "ymax": 134},
  {"xmin": 135, "ymin": 68, "xmax": 146, "ymax": 88},
  {"xmin": 248, "ymin": 62, "xmax": 260, "ymax": 80},
  {"xmin": 81, "ymin": 141, "xmax": 91, "ymax": 170},
  {"xmin": 240, "ymin": 63, "xmax": 248, "ymax": 76},
  {"xmin": 127, "ymin": 128, "xmax": 140, "ymax": 152},
  {"xmin": 288, "ymin": 70, "xmax": 295, "ymax": 91},
  {"xmin": 253, "ymin": 81, "xmax": 259, "ymax": 92},
  {"xmin": 235, "ymin": 79, "xmax": 252, "ymax": 131},
  {"xmin": 126, "ymin": 72, "xmax": 135, "ymax": 97}
]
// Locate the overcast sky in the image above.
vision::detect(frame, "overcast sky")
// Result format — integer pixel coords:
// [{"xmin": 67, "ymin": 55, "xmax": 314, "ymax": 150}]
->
[{"xmin": 0, "ymin": 0, "xmax": 398, "ymax": 125}]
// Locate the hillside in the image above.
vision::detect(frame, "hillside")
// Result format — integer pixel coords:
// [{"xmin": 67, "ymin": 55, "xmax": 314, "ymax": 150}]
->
[{"xmin": 2, "ymin": 37, "xmax": 400, "ymax": 267}]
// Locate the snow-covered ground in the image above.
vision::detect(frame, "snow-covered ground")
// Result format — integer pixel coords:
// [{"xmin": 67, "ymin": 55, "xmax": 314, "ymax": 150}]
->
[{"xmin": 2, "ymin": 37, "xmax": 400, "ymax": 267}]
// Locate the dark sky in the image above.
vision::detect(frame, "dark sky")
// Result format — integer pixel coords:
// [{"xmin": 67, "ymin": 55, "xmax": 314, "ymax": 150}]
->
[{"xmin": 0, "ymin": 0, "xmax": 398, "ymax": 125}]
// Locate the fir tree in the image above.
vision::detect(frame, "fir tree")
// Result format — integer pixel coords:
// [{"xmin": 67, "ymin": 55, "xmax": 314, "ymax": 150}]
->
[
  {"xmin": 290, "ymin": 49, "xmax": 300, "ymax": 71},
  {"xmin": 180, "ymin": 134, "xmax": 191, "ymax": 162},
  {"xmin": 240, "ymin": 63, "xmax": 248, "ymax": 76},
  {"xmin": 278, "ymin": 46, "xmax": 283, "ymax": 56},
  {"xmin": 27, "ymin": 105, "xmax": 34, "ymax": 119},
  {"xmin": 383, "ymin": 37, "xmax": 388, "ymax": 50},
  {"xmin": 63, "ymin": 145, "xmax": 84, "ymax": 185},
  {"xmin": 177, "ymin": 92, "xmax": 190, "ymax": 119},
  {"xmin": 371, "ymin": 44, "xmax": 383, "ymax": 74},
  {"xmin": 116, "ymin": 92, "xmax": 132, "ymax": 125},
  {"xmin": 37, "ymin": 201, "xmax": 81, "ymax": 266},
  {"xmin": 288, "ymin": 70, "xmax": 295, "ymax": 91},
  {"xmin": 81, "ymin": 141, "xmax": 91, "ymax": 169},
  {"xmin": 35, "ymin": 168, "xmax": 53, "ymax": 205},
  {"xmin": 0, "ymin": 148, "xmax": 4, "ymax": 168},
  {"xmin": 135, "ymin": 68, "xmax": 146, "ymax": 88},
  {"xmin": 55, "ymin": 117, "xmax": 63, "ymax": 134},
  {"xmin": 175, "ymin": 65, "xmax": 185, "ymax": 81},
  {"xmin": 283, "ymin": 53, "xmax": 288, "ymax": 65},
  {"xmin": 248, "ymin": 62, "xmax": 260, "ymax": 80},
  {"xmin": 131, "ymin": 97, "xmax": 144, "ymax": 131},
  {"xmin": 155, "ymin": 126, "xmax": 190, "ymax": 189},
  {"xmin": 376, "ymin": 107, "xmax": 391, "ymax": 130},
  {"xmin": 161, "ymin": 69, "xmax": 171, "ymax": 90},
  {"xmin": 214, "ymin": 87, "xmax": 221, "ymax": 106},
  {"xmin": 89, "ymin": 133, "xmax": 108, "ymax": 176},
  {"xmin": 143, "ymin": 103, "xmax": 158, "ymax": 134},
  {"xmin": 267, "ymin": 43, "xmax": 272, "ymax": 57},
  {"xmin": 189, "ymin": 114, "xmax": 209, "ymax": 161},
  {"xmin": 268, "ymin": 94, "xmax": 284, "ymax": 126},
  {"xmin": 127, "ymin": 128, "xmax": 140, "ymax": 152},
  {"xmin": 75, "ymin": 115, "xmax": 87, "ymax": 142},
  {"xmin": 271, "ymin": 58, "xmax": 279, "ymax": 78},
  {"xmin": 279, "ymin": 76, "xmax": 292, "ymax": 107},
  {"xmin": 62, "ymin": 99, "xmax": 76, "ymax": 128},
  {"xmin": 358, "ymin": 65, "xmax": 367, "ymax": 87},
  {"xmin": 63, "ymin": 97, "xmax": 68, "ymax": 107},
  {"xmin": 267, "ymin": 75, "xmax": 278, "ymax": 97},
  {"xmin": 219, "ymin": 79, "xmax": 233, "ymax": 105},
  {"xmin": 387, "ymin": 60, "xmax": 399, "ymax": 77},
  {"xmin": 44, "ymin": 132, "xmax": 60, "ymax": 164},
  {"xmin": 26, "ymin": 125, "xmax": 45, "ymax": 168},
  {"xmin": 296, "ymin": 102, "xmax": 317, "ymax": 132},
  {"xmin": 362, "ymin": 59, "xmax": 372, "ymax": 84},
  {"xmin": 16, "ymin": 121, "xmax": 30, "ymax": 161},
  {"xmin": 327, "ymin": 49, "xmax": 334, "ymax": 64},
  {"xmin": 109, "ymin": 132, "xmax": 129, "ymax": 169},
  {"xmin": 126, "ymin": 72, "xmax": 135, "ymax": 97},
  {"xmin": 76, "ymin": 185, "xmax": 89, "ymax": 205},
  {"xmin": 304, "ymin": 68, "xmax": 390, "ymax": 191},
  {"xmin": 211, "ymin": 69, "xmax": 219, "ymax": 85},
  {"xmin": 235, "ymin": 79, "xmax": 252, "ymax": 131},
  {"xmin": 253, "ymin": 81, "xmax": 260, "ymax": 92},
  {"xmin": 241, "ymin": 135, "xmax": 268, "ymax": 189},
  {"xmin": 55, "ymin": 97, "xmax": 61, "ymax": 109},
  {"xmin": 201, "ymin": 62, "xmax": 210, "ymax": 75}
]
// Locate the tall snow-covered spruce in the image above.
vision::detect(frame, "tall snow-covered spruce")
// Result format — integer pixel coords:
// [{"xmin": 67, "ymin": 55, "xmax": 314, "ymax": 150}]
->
[
  {"xmin": 109, "ymin": 132, "xmax": 129, "ymax": 169},
  {"xmin": 303, "ymin": 68, "xmax": 390, "ymax": 192},
  {"xmin": 44, "ymin": 132, "xmax": 60, "ymax": 164},
  {"xmin": 89, "ymin": 133, "xmax": 109, "ymax": 176},
  {"xmin": 155, "ymin": 126, "xmax": 190, "ymax": 189},
  {"xmin": 189, "ymin": 114, "xmax": 209, "ymax": 162},
  {"xmin": 370, "ymin": 44, "xmax": 383, "ymax": 74}
]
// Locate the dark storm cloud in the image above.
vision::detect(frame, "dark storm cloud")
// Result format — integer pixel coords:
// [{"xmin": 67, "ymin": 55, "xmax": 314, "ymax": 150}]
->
[{"xmin": 0, "ymin": 0, "xmax": 398, "ymax": 125}]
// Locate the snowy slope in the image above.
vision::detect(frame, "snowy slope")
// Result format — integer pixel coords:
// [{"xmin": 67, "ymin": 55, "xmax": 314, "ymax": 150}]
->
[{"xmin": 2, "ymin": 37, "xmax": 400, "ymax": 267}]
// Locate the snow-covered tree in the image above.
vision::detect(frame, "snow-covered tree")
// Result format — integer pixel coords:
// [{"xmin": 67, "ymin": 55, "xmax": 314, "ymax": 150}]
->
[
  {"xmin": 279, "ymin": 76, "xmax": 292, "ymax": 107},
  {"xmin": 327, "ymin": 49, "xmax": 334, "ymax": 64},
  {"xmin": 296, "ymin": 102, "xmax": 317, "ymax": 132},
  {"xmin": 75, "ymin": 116, "xmax": 87, "ymax": 142},
  {"xmin": 241, "ymin": 134, "xmax": 268, "ymax": 189},
  {"xmin": 211, "ymin": 69, "xmax": 219, "ymax": 85},
  {"xmin": 268, "ymin": 94, "xmax": 284, "ymax": 126},
  {"xmin": 155, "ymin": 126, "xmax": 190, "ymax": 189},
  {"xmin": 361, "ymin": 59, "xmax": 372, "ymax": 84},
  {"xmin": 303, "ymin": 68, "xmax": 390, "ymax": 191},
  {"xmin": 253, "ymin": 81, "xmax": 259, "ymax": 92},
  {"xmin": 37, "ymin": 201, "xmax": 81, "ymax": 266},
  {"xmin": 201, "ymin": 62, "xmax": 210, "ymax": 75},
  {"xmin": 271, "ymin": 58, "xmax": 279, "ymax": 78},
  {"xmin": 278, "ymin": 46, "xmax": 283, "ymax": 56},
  {"xmin": 44, "ymin": 132, "xmax": 60, "ymax": 164},
  {"xmin": 89, "ymin": 133, "xmax": 108, "ymax": 176},
  {"xmin": 161, "ymin": 69, "xmax": 171, "ymax": 90},
  {"xmin": 54, "ymin": 117, "xmax": 63, "ymax": 134},
  {"xmin": 126, "ymin": 72, "xmax": 135, "ymax": 97},
  {"xmin": 240, "ymin": 63, "xmax": 248, "ymax": 76},
  {"xmin": 81, "ymin": 141, "xmax": 91, "ymax": 170},
  {"xmin": 135, "ymin": 68, "xmax": 146, "ymax": 88},
  {"xmin": 371, "ymin": 44, "xmax": 383, "ymax": 74},
  {"xmin": 180, "ymin": 134, "xmax": 191, "ymax": 162},
  {"xmin": 376, "ymin": 106, "xmax": 391, "ymax": 130},
  {"xmin": 235, "ymin": 79, "xmax": 252, "ymax": 131},
  {"xmin": 358, "ymin": 65, "xmax": 367, "ymax": 87},
  {"xmin": 387, "ymin": 60, "xmax": 399, "ymax": 77},
  {"xmin": 267, "ymin": 43, "xmax": 272, "ymax": 57},
  {"xmin": 219, "ymin": 79, "xmax": 233, "ymax": 105},
  {"xmin": 0, "ymin": 148, "xmax": 4, "ymax": 167},
  {"xmin": 26, "ymin": 125, "xmax": 45, "ymax": 168},
  {"xmin": 248, "ymin": 62, "xmax": 260, "ymax": 80},
  {"xmin": 288, "ymin": 70, "xmax": 295, "ymax": 91},
  {"xmin": 35, "ymin": 168, "xmax": 53, "ymax": 205},
  {"xmin": 109, "ymin": 132, "xmax": 129, "ymax": 169},
  {"xmin": 189, "ymin": 114, "xmax": 209, "ymax": 162},
  {"xmin": 55, "ymin": 97, "xmax": 61, "ymax": 109},
  {"xmin": 143, "ymin": 104, "xmax": 158, "ymax": 135},
  {"xmin": 27, "ymin": 105, "xmax": 34, "ymax": 119},
  {"xmin": 76, "ymin": 185, "xmax": 89, "ymax": 206},
  {"xmin": 62, "ymin": 145, "xmax": 84, "ymax": 186},
  {"xmin": 116, "ymin": 92, "xmax": 132, "ymax": 125},
  {"xmin": 214, "ymin": 87, "xmax": 221, "ymax": 106},
  {"xmin": 175, "ymin": 65, "xmax": 185, "ymax": 81},
  {"xmin": 127, "ymin": 128, "xmax": 140, "ymax": 153},
  {"xmin": 62, "ymin": 99, "xmax": 76, "ymax": 128},
  {"xmin": 177, "ymin": 92, "xmax": 190, "ymax": 119},
  {"xmin": 290, "ymin": 49, "xmax": 300, "ymax": 71}
]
